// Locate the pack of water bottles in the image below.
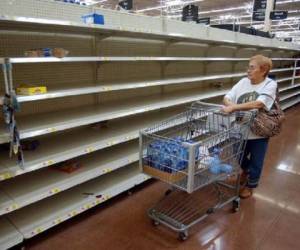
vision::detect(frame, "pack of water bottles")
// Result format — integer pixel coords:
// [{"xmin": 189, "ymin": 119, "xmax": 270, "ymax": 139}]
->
[
  {"xmin": 145, "ymin": 136, "xmax": 233, "ymax": 175},
  {"xmin": 145, "ymin": 136, "xmax": 195, "ymax": 174}
]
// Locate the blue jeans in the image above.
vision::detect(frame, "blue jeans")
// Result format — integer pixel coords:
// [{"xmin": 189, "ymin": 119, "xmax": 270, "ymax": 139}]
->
[{"xmin": 241, "ymin": 138, "xmax": 269, "ymax": 188}]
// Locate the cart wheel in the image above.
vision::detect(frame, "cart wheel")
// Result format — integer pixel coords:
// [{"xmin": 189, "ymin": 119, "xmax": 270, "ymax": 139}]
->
[
  {"xmin": 152, "ymin": 220, "xmax": 160, "ymax": 226},
  {"xmin": 165, "ymin": 189, "xmax": 172, "ymax": 196},
  {"xmin": 232, "ymin": 199, "xmax": 240, "ymax": 212},
  {"xmin": 178, "ymin": 231, "xmax": 188, "ymax": 241}
]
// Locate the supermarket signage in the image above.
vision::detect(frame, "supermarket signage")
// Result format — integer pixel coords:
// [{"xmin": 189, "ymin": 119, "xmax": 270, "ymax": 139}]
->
[
  {"xmin": 253, "ymin": 11, "xmax": 266, "ymax": 21},
  {"xmin": 197, "ymin": 17, "xmax": 210, "ymax": 25},
  {"xmin": 270, "ymin": 11, "xmax": 288, "ymax": 20},
  {"xmin": 118, "ymin": 0, "xmax": 133, "ymax": 10},
  {"xmin": 253, "ymin": 0, "xmax": 267, "ymax": 11},
  {"xmin": 252, "ymin": 0, "xmax": 267, "ymax": 21},
  {"xmin": 182, "ymin": 4, "xmax": 199, "ymax": 22}
]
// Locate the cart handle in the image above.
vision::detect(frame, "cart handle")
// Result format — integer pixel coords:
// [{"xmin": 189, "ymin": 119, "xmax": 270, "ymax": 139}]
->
[{"xmin": 192, "ymin": 101, "xmax": 222, "ymax": 108}]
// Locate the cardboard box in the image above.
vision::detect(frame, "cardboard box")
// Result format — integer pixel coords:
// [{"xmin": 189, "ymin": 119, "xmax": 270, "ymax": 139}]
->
[
  {"xmin": 16, "ymin": 85, "xmax": 47, "ymax": 95},
  {"xmin": 82, "ymin": 13, "xmax": 105, "ymax": 25},
  {"xmin": 143, "ymin": 165, "xmax": 186, "ymax": 183}
]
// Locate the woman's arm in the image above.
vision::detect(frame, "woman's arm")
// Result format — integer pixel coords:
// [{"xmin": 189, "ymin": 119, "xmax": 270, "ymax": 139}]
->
[
  {"xmin": 222, "ymin": 100, "xmax": 265, "ymax": 113},
  {"xmin": 223, "ymin": 97, "xmax": 235, "ymax": 106}
]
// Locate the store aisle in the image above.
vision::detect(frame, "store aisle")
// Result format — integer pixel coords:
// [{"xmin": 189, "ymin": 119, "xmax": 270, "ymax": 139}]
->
[{"xmin": 25, "ymin": 104, "xmax": 300, "ymax": 250}]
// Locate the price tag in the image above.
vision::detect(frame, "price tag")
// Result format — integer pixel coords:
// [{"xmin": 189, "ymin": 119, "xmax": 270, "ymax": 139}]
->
[
  {"xmin": 47, "ymin": 127, "xmax": 57, "ymax": 133},
  {"xmin": 0, "ymin": 172, "xmax": 12, "ymax": 180},
  {"xmin": 35, "ymin": 228, "xmax": 43, "ymax": 234},
  {"xmin": 85, "ymin": 147, "xmax": 95, "ymax": 153},
  {"xmin": 11, "ymin": 203, "xmax": 19, "ymax": 210},
  {"xmin": 54, "ymin": 218, "xmax": 62, "ymax": 224},
  {"xmin": 51, "ymin": 188, "xmax": 60, "ymax": 194},
  {"xmin": 43, "ymin": 160, "xmax": 55, "ymax": 166}
]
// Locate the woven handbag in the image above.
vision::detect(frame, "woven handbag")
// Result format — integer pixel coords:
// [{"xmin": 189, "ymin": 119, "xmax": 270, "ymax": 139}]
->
[{"xmin": 250, "ymin": 89, "xmax": 285, "ymax": 137}]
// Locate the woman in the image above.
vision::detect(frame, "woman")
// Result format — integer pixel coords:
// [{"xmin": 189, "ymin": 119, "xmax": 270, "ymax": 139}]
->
[{"xmin": 222, "ymin": 55, "xmax": 277, "ymax": 199}]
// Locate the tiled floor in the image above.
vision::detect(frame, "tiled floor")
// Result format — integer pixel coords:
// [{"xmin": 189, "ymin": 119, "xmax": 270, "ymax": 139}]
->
[{"xmin": 26, "ymin": 104, "xmax": 300, "ymax": 250}]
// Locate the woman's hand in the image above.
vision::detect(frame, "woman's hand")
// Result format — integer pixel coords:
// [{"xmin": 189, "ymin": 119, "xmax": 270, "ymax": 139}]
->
[{"xmin": 222, "ymin": 105, "xmax": 236, "ymax": 113}]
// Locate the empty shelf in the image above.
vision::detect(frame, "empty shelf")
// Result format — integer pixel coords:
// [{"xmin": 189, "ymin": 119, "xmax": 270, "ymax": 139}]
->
[
  {"xmin": 6, "ymin": 56, "xmax": 254, "ymax": 64},
  {"xmin": 0, "ymin": 141, "xmax": 138, "ymax": 216},
  {"xmin": 0, "ymin": 108, "xmax": 184, "ymax": 180},
  {"xmin": 280, "ymin": 91, "xmax": 300, "ymax": 102},
  {"xmin": 279, "ymin": 83, "xmax": 300, "ymax": 92},
  {"xmin": 0, "ymin": 89, "xmax": 228, "ymax": 143},
  {"xmin": 7, "ymin": 164, "xmax": 148, "ymax": 239},
  {"xmin": 281, "ymin": 97, "xmax": 300, "ymax": 110},
  {"xmin": 17, "ymin": 73, "xmax": 246, "ymax": 103},
  {"xmin": 0, "ymin": 217, "xmax": 23, "ymax": 249}
]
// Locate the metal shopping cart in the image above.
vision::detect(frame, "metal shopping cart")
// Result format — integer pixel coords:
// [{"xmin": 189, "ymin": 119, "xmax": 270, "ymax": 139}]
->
[{"xmin": 139, "ymin": 101, "xmax": 253, "ymax": 240}]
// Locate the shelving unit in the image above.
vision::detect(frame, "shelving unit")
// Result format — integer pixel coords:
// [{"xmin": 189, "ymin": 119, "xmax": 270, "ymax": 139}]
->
[{"xmin": 0, "ymin": 0, "xmax": 300, "ymax": 249}]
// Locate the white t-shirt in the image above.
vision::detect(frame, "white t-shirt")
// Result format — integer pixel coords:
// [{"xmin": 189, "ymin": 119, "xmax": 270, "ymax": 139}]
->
[{"xmin": 225, "ymin": 77, "xmax": 277, "ymax": 139}]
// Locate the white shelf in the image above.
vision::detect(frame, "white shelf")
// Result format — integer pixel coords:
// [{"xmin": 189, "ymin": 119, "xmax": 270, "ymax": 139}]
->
[
  {"xmin": 270, "ymin": 67, "xmax": 296, "ymax": 73},
  {"xmin": 279, "ymin": 83, "xmax": 300, "ymax": 92},
  {"xmin": 0, "ymin": 11, "xmax": 299, "ymax": 51},
  {"xmin": 0, "ymin": 88, "xmax": 228, "ymax": 143},
  {"xmin": 0, "ymin": 108, "xmax": 184, "ymax": 180},
  {"xmin": 281, "ymin": 97, "xmax": 300, "ymax": 110},
  {"xmin": 0, "ymin": 217, "xmax": 23, "ymax": 249},
  {"xmin": 0, "ymin": 190, "xmax": 15, "ymax": 216},
  {"xmin": 277, "ymin": 77, "xmax": 293, "ymax": 83},
  {"xmin": 280, "ymin": 91, "xmax": 300, "ymax": 102},
  {"xmin": 0, "ymin": 141, "xmax": 138, "ymax": 216},
  {"xmin": 17, "ymin": 73, "xmax": 246, "ymax": 103},
  {"xmin": 5, "ymin": 56, "xmax": 253, "ymax": 64},
  {"xmin": 7, "ymin": 164, "xmax": 149, "ymax": 239},
  {"xmin": 3, "ymin": 56, "xmax": 297, "ymax": 64}
]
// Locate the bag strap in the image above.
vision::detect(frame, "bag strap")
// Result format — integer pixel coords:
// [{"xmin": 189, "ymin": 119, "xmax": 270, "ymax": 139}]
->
[{"xmin": 258, "ymin": 79, "xmax": 281, "ymax": 111}]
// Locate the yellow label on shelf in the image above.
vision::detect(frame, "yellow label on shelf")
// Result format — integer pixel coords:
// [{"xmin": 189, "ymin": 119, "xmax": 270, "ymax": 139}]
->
[
  {"xmin": 55, "ymin": 219, "xmax": 62, "ymax": 224},
  {"xmin": 85, "ymin": 147, "xmax": 95, "ymax": 153},
  {"xmin": 47, "ymin": 127, "xmax": 57, "ymax": 133},
  {"xmin": 11, "ymin": 204, "xmax": 19, "ymax": 210},
  {"xmin": 0, "ymin": 172, "xmax": 13, "ymax": 180},
  {"xmin": 85, "ymin": 204, "xmax": 91, "ymax": 209},
  {"xmin": 51, "ymin": 188, "xmax": 60, "ymax": 194},
  {"xmin": 71, "ymin": 211, "xmax": 77, "ymax": 216},
  {"xmin": 36, "ymin": 228, "xmax": 43, "ymax": 234},
  {"xmin": 44, "ymin": 160, "xmax": 55, "ymax": 166}
]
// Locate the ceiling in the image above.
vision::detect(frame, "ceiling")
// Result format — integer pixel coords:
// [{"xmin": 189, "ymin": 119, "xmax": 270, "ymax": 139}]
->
[{"xmin": 83, "ymin": 0, "xmax": 300, "ymax": 43}]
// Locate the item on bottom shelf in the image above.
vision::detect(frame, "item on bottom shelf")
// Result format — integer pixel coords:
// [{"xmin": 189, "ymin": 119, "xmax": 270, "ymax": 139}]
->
[
  {"xmin": 53, "ymin": 160, "xmax": 82, "ymax": 173},
  {"xmin": 82, "ymin": 13, "xmax": 105, "ymax": 25},
  {"xmin": 24, "ymin": 48, "xmax": 69, "ymax": 58},
  {"xmin": 16, "ymin": 84, "xmax": 47, "ymax": 96},
  {"xmin": 91, "ymin": 121, "xmax": 108, "ymax": 129},
  {"xmin": 21, "ymin": 140, "xmax": 40, "ymax": 151}
]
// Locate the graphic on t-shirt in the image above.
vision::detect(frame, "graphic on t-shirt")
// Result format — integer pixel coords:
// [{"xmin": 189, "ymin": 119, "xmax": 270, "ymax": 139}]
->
[{"xmin": 237, "ymin": 91, "xmax": 259, "ymax": 104}]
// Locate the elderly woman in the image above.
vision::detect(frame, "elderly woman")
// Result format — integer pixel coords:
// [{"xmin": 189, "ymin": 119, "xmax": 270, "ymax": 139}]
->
[{"xmin": 222, "ymin": 55, "xmax": 277, "ymax": 198}]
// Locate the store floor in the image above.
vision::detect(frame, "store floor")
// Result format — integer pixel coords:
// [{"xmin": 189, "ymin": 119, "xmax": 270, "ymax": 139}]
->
[{"xmin": 25, "ymin": 104, "xmax": 300, "ymax": 250}]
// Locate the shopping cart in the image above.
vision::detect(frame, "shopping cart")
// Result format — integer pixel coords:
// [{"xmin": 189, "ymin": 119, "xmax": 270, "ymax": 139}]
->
[{"xmin": 139, "ymin": 101, "xmax": 253, "ymax": 240}]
